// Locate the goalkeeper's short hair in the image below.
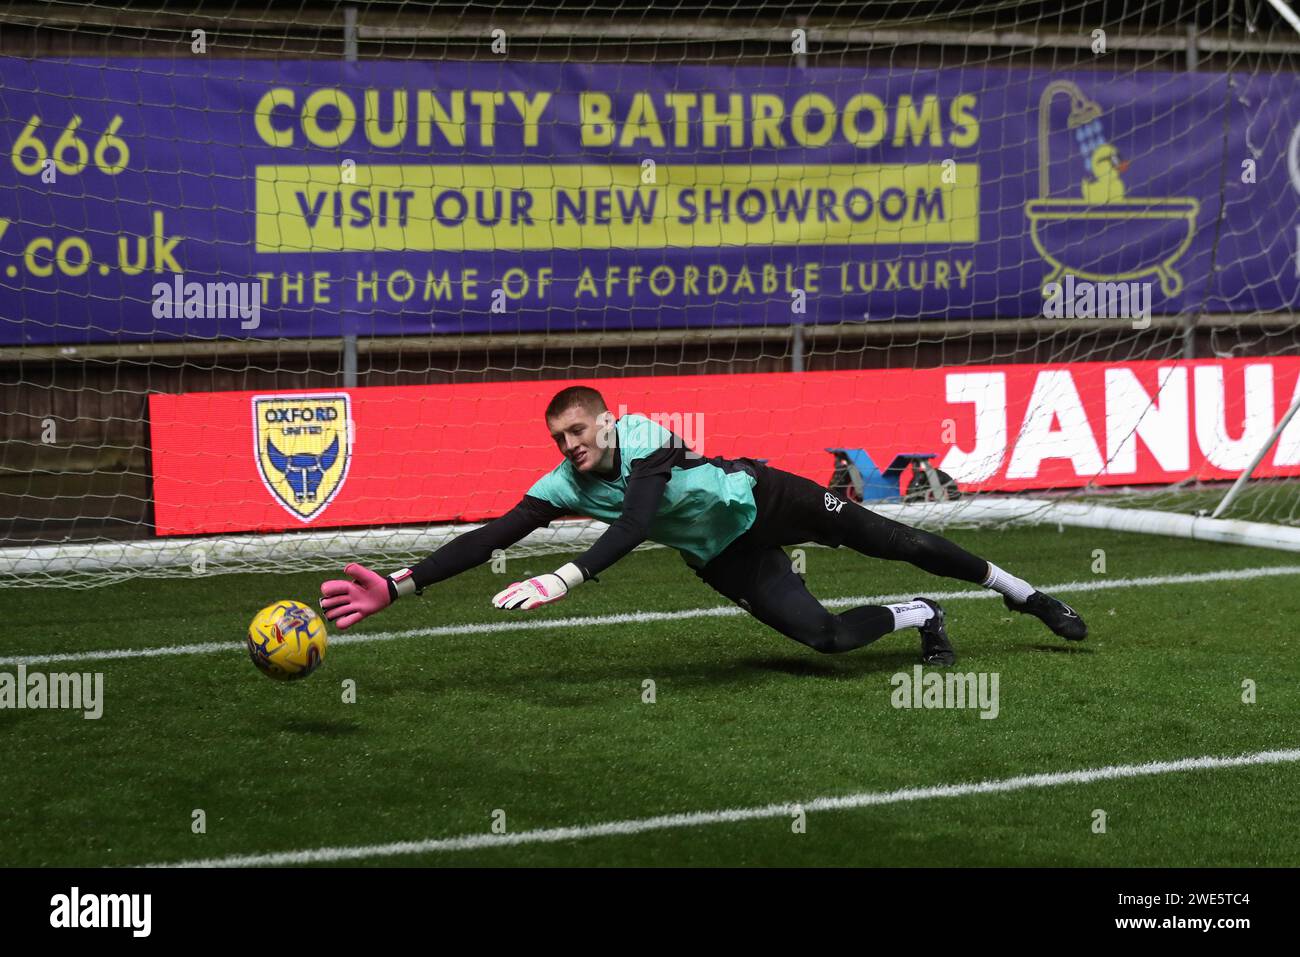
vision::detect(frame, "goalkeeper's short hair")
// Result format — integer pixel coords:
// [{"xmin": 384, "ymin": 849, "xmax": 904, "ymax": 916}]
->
[{"xmin": 546, "ymin": 386, "xmax": 608, "ymax": 421}]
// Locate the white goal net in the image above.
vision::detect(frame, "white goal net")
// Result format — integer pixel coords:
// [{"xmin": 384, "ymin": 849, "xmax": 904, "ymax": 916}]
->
[{"xmin": 2, "ymin": 1, "xmax": 1300, "ymax": 587}]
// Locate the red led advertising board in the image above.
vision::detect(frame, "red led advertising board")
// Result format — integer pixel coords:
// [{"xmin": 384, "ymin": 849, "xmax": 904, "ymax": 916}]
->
[{"xmin": 149, "ymin": 357, "xmax": 1300, "ymax": 536}]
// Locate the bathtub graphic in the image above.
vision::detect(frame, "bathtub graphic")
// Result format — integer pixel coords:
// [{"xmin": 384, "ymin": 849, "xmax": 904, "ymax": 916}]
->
[{"xmin": 1025, "ymin": 81, "xmax": 1199, "ymax": 298}]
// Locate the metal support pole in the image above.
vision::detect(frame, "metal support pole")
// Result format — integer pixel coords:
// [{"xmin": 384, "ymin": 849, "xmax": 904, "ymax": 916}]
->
[
  {"xmin": 341, "ymin": 7, "xmax": 360, "ymax": 388},
  {"xmin": 791, "ymin": 16, "xmax": 807, "ymax": 373},
  {"xmin": 1180, "ymin": 24, "xmax": 1199, "ymax": 360},
  {"xmin": 342, "ymin": 335, "xmax": 359, "ymax": 386},
  {"xmin": 1182, "ymin": 314, "xmax": 1198, "ymax": 360},
  {"xmin": 344, "ymin": 7, "xmax": 358, "ymax": 59}
]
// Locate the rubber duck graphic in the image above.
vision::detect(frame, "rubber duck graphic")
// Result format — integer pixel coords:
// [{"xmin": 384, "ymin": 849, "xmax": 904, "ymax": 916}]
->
[
  {"xmin": 1083, "ymin": 144, "xmax": 1130, "ymax": 203},
  {"xmin": 1025, "ymin": 80, "xmax": 1200, "ymax": 298}
]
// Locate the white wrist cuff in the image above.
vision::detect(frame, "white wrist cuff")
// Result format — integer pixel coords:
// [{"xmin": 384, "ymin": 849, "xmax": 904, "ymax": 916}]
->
[
  {"xmin": 554, "ymin": 562, "xmax": 586, "ymax": 591},
  {"xmin": 389, "ymin": 568, "xmax": 417, "ymax": 598}
]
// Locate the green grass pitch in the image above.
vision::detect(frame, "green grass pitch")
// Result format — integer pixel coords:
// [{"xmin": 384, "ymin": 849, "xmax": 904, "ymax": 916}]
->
[{"xmin": 2, "ymin": 524, "xmax": 1299, "ymax": 867}]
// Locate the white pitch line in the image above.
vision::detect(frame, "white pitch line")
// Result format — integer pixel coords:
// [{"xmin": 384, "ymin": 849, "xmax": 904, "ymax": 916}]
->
[
  {"xmin": 148, "ymin": 747, "xmax": 1300, "ymax": 867},
  {"xmin": 6, "ymin": 562, "xmax": 1300, "ymax": 668}
]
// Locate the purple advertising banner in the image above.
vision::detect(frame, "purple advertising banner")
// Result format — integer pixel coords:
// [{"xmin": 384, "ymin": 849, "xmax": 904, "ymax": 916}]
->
[{"xmin": 0, "ymin": 59, "xmax": 1297, "ymax": 344}]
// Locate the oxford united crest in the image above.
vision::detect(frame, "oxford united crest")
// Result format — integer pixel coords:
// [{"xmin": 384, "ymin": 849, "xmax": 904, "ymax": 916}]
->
[{"xmin": 252, "ymin": 393, "xmax": 353, "ymax": 522}]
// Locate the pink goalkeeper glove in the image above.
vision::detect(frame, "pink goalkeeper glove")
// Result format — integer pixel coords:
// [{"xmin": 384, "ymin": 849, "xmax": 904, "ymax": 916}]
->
[{"xmin": 320, "ymin": 562, "xmax": 394, "ymax": 630}]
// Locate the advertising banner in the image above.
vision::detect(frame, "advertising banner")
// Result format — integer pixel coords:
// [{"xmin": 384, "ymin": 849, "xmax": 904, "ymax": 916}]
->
[
  {"xmin": 3, "ymin": 60, "xmax": 1298, "ymax": 344},
  {"xmin": 149, "ymin": 357, "xmax": 1300, "ymax": 535}
]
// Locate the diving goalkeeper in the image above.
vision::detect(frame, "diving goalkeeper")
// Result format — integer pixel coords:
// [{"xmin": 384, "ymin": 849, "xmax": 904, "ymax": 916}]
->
[{"xmin": 320, "ymin": 386, "xmax": 1087, "ymax": 665}]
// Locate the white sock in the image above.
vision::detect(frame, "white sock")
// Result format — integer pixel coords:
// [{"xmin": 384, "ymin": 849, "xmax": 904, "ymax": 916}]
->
[
  {"xmin": 886, "ymin": 600, "xmax": 935, "ymax": 631},
  {"xmin": 983, "ymin": 563, "xmax": 1035, "ymax": 603}
]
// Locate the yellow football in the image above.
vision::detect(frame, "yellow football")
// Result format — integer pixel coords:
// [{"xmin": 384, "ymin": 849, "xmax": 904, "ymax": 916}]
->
[{"xmin": 246, "ymin": 600, "xmax": 328, "ymax": 681}]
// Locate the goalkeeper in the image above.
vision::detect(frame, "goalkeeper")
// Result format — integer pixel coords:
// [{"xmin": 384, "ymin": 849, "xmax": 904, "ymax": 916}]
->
[{"xmin": 320, "ymin": 386, "xmax": 1086, "ymax": 665}]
